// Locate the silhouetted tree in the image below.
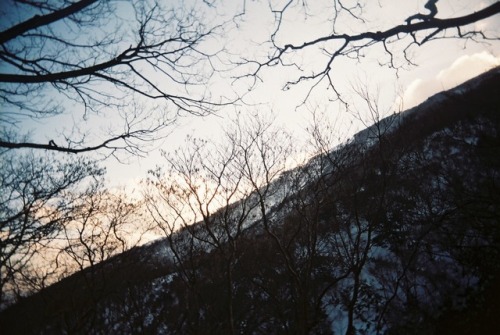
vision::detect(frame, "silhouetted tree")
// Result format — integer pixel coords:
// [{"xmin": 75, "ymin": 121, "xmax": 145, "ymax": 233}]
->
[
  {"xmin": 236, "ymin": 0, "xmax": 500, "ymax": 103},
  {"xmin": 145, "ymin": 119, "xmax": 268, "ymax": 334},
  {"xmin": 1, "ymin": 0, "xmax": 231, "ymax": 156},
  {"xmin": 0, "ymin": 150, "xmax": 103, "ymax": 307}
]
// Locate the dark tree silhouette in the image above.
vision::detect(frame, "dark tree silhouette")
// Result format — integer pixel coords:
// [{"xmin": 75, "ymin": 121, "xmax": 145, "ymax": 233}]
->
[
  {"xmin": 2, "ymin": 1, "xmax": 497, "ymax": 154},
  {"xmin": 236, "ymin": 0, "xmax": 500, "ymax": 102},
  {"xmin": 0, "ymin": 151, "xmax": 104, "ymax": 307},
  {"xmin": 0, "ymin": 0, "xmax": 231, "ymax": 156}
]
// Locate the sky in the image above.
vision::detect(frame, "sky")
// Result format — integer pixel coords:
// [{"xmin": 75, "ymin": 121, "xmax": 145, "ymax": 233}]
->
[
  {"xmin": 105, "ymin": 0, "xmax": 500, "ymax": 189},
  {"xmin": 4, "ymin": 0, "xmax": 500, "ymax": 190},
  {"xmin": 1, "ymin": 0, "xmax": 499, "ymax": 276}
]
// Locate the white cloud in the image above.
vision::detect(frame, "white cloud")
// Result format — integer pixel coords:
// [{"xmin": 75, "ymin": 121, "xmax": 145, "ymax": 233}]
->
[{"xmin": 401, "ymin": 51, "xmax": 500, "ymax": 108}]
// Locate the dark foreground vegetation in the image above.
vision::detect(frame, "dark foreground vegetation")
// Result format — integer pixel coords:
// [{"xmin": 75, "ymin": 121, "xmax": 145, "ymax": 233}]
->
[{"xmin": 1, "ymin": 68, "xmax": 500, "ymax": 334}]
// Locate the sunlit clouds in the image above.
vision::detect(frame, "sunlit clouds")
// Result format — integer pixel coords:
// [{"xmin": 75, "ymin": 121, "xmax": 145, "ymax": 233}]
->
[{"xmin": 402, "ymin": 51, "xmax": 500, "ymax": 109}]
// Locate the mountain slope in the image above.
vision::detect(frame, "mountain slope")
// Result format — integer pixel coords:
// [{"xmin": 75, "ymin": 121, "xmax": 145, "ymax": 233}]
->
[{"xmin": 1, "ymin": 67, "xmax": 500, "ymax": 334}]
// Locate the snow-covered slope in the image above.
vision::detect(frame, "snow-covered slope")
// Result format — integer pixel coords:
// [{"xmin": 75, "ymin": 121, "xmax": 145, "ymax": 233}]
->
[{"xmin": 1, "ymin": 67, "xmax": 499, "ymax": 334}]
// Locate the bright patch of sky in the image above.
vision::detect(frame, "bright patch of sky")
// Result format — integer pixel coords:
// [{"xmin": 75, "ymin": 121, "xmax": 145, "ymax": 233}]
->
[
  {"xmin": 402, "ymin": 51, "xmax": 500, "ymax": 108},
  {"xmin": 111, "ymin": 0, "xmax": 499, "ymax": 189},
  {"xmin": 4, "ymin": 0, "xmax": 500, "ymax": 190}
]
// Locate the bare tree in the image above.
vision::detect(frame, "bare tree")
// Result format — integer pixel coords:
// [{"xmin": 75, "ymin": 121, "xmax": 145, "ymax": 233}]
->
[
  {"xmin": 2, "ymin": 0, "xmax": 497, "ymax": 155},
  {"xmin": 144, "ymin": 112, "xmax": 388, "ymax": 333},
  {"xmin": 46, "ymin": 187, "xmax": 148, "ymax": 334},
  {"xmin": 0, "ymin": 0, "xmax": 232, "ymax": 156},
  {"xmin": 0, "ymin": 150, "xmax": 103, "ymax": 307},
  {"xmin": 145, "ymin": 124, "xmax": 264, "ymax": 334},
  {"xmin": 236, "ymin": 0, "xmax": 500, "ymax": 102},
  {"xmin": 57, "ymin": 188, "xmax": 145, "ymax": 274}
]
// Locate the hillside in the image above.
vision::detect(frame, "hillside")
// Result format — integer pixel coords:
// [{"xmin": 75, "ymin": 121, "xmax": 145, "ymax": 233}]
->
[{"xmin": 1, "ymin": 67, "xmax": 499, "ymax": 334}]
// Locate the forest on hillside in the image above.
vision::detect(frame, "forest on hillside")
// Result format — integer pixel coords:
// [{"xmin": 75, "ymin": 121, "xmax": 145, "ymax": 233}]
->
[
  {"xmin": 1, "ymin": 68, "xmax": 499, "ymax": 334},
  {"xmin": 1, "ymin": 1, "xmax": 500, "ymax": 334}
]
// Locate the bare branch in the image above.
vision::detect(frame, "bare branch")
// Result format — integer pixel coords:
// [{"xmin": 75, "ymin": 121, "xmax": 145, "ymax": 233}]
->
[{"xmin": 0, "ymin": 0, "xmax": 99, "ymax": 44}]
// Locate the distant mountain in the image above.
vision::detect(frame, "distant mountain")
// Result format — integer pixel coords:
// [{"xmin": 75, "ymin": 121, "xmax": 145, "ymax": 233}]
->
[{"xmin": 1, "ymin": 67, "xmax": 499, "ymax": 334}]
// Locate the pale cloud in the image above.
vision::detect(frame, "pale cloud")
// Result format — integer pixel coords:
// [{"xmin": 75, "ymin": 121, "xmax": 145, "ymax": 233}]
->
[{"xmin": 402, "ymin": 51, "xmax": 500, "ymax": 108}]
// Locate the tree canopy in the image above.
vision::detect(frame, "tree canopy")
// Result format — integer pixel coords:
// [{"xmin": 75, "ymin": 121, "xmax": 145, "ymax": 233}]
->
[
  {"xmin": 0, "ymin": 0, "xmax": 232, "ymax": 156},
  {"xmin": 1, "ymin": 0, "xmax": 498, "ymax": 155}
]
